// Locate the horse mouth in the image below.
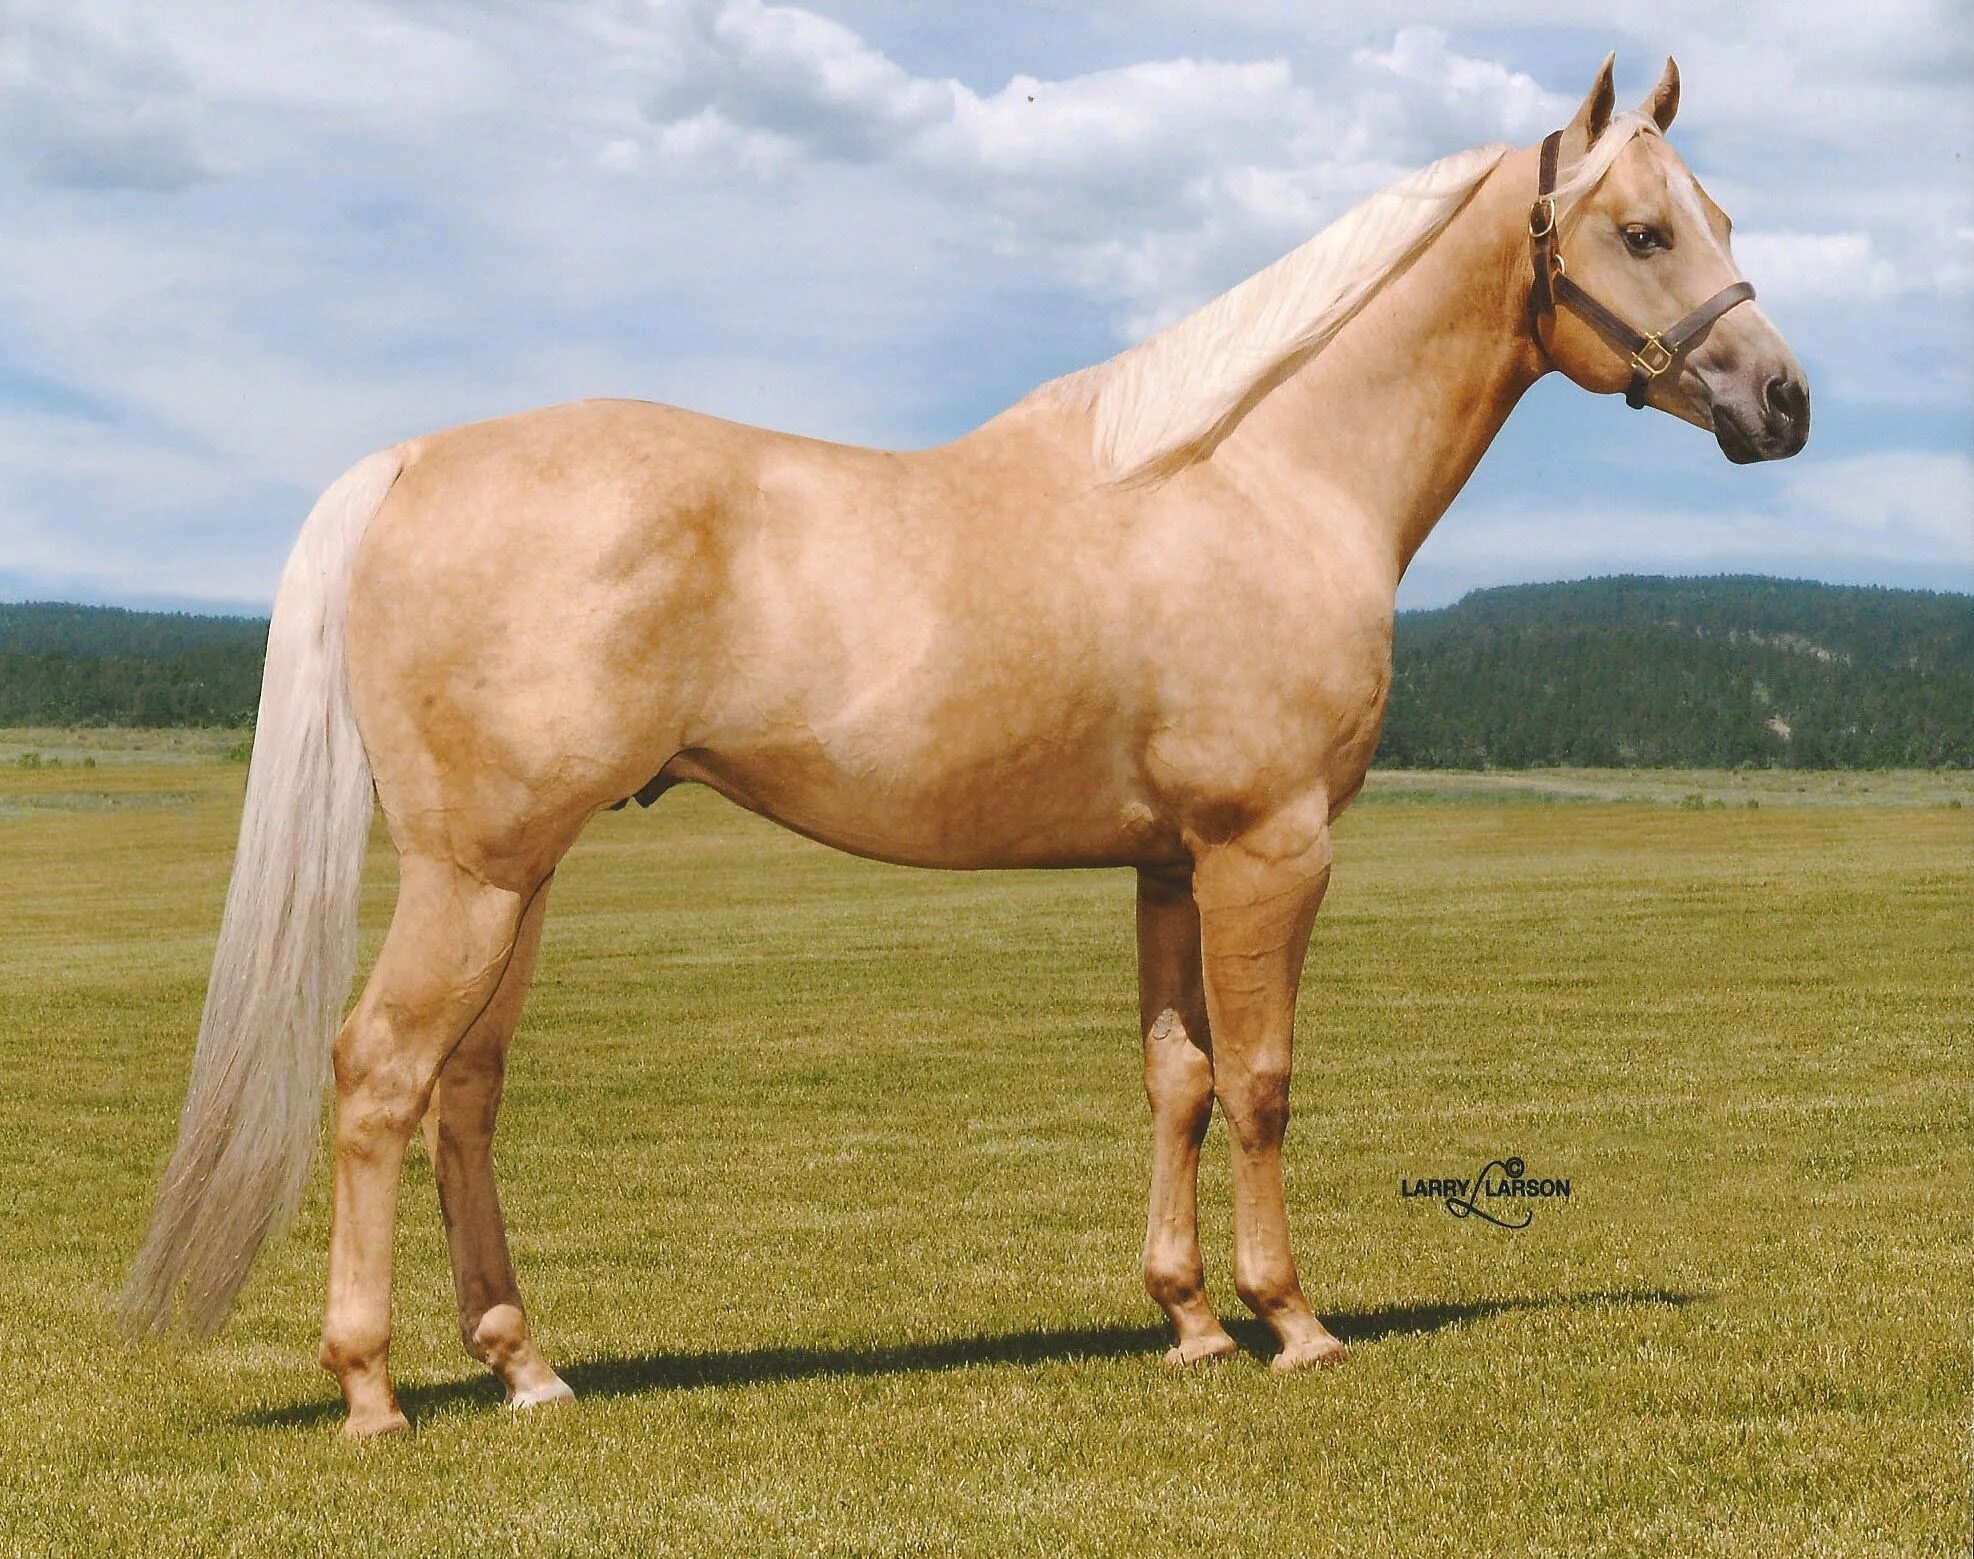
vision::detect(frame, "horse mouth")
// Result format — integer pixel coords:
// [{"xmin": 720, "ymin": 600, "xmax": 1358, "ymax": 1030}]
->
[
  {"xmin": 1714, "ymin": 412, "xmax": 1765, "ymax": 464},
  {"xmin": 1713, "ymin": 404, "xmax": 1808, "ymax": 464}
]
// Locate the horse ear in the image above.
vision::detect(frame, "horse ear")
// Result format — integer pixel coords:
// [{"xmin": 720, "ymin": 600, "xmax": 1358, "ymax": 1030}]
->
[
  {"xmin": 1564, "ymin": 52, "xmax": 1617, "ymax": 151},
  {"xmin": 1640, "ymin": 57, "xmax": 1679, "ymax": 131}
]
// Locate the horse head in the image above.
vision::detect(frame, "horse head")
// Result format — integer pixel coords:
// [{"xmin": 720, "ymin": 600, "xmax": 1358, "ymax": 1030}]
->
[{"xmin": 1533, "ymin": 55, "xmax": 1810, "ymax": 463}]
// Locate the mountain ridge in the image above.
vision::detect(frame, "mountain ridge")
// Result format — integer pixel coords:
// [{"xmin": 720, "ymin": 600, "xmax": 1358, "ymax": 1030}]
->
[{"xmin": 1379, "ymin": 576, "xmax": 1971, "ymax": 768}]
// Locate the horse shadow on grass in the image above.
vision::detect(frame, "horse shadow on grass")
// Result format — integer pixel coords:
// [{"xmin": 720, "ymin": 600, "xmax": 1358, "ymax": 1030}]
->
[{"xmin": 241, "ymin": 1287, "xmax": 1704, "ymax": 1431}]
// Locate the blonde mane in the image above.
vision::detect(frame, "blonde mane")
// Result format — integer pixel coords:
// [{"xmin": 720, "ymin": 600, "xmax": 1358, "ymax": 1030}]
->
[
  {"xmin": 1551, "ymin": 110, "xmax": 1661, "ymax": 207},
  {"xmin": 1045, "ymin": 118, "xmax": 1659, "ymax": 485}
]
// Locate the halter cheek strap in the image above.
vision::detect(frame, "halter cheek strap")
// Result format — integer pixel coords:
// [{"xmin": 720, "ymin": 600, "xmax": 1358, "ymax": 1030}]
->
[{"xmin": 1528, "ymin": 129, "xmax": 1755, "ymax": 409}]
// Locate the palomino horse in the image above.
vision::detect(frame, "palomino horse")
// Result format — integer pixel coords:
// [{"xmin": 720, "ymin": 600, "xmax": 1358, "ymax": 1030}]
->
[{"xmin": 126, "ymin": 56, "xmax": 1808, "ymax": 1435}]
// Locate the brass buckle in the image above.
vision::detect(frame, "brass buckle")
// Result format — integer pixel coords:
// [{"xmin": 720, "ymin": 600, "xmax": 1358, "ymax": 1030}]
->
[
  {"xmin": 1528, "ymin": 197, "xmax": 1556, "ymax": 239},
  {"xmin": 1630, "ymin": 334, "xmax": 1674, "ymax": 378}
]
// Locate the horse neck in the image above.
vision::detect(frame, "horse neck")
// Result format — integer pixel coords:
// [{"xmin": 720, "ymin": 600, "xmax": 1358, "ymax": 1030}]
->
[{"xmin": 1209, "ymin": 153, "xmax": 1545, "ymax": 581}]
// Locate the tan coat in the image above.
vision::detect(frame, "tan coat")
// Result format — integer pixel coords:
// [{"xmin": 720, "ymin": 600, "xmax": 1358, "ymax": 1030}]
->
[{"xmin": 128, "ymin": 58, "xmax": 1807, "ymax": 1434}]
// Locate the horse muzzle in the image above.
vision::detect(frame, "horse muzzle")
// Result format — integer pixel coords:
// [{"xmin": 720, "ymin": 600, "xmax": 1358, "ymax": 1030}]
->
[{"xmin": 1710, "ymin": 367, "xmax": 1811, "ymax": 464}]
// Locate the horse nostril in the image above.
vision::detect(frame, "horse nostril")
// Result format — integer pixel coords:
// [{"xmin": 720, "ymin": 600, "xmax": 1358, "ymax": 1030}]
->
[{"xmin": 1763, "ymin": 374, "xmax": 1809, "ymax": 428}]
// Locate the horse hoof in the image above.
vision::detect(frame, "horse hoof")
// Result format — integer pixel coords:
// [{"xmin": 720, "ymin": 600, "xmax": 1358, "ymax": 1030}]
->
[
  {"xmin": 508, "ymin": 1375, "xmax": 576, "ymax": 1410},
  {"xmin": 1270, "ymin": 1335, "xmax": 1347, "ymax": 1372},
  {"xmin": 1162, "ymin": 1332, "xmax": 1238, "ymax": 1368},
  {"xmin": 341, "ymin": 1407, "xmax": 410, "ymax": 1439}
]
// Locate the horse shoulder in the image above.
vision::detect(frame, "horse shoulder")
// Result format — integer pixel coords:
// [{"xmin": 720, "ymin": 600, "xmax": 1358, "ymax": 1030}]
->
[{"xmin": 1127, "ymin": 481, "xmax": 1397, "ymax": 834}]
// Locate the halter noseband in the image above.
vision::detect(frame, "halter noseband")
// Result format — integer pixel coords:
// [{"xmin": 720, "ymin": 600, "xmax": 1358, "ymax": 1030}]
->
[{"xmin": 1528, "ymin": 129, "xmax": 1755, "ymax": 409}]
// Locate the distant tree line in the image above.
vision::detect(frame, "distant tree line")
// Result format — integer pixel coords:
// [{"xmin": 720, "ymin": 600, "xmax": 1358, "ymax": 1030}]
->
[
  {"xmin": 1, "ymin": 578, "xmax": 1969, "ymax": 765},
  {"xmin": 1378, "ymin": 577, "xmax": 1973, "ymax": 768},
  {"xmin": 0, "ymin": 603, "xmax": 266, "ymax": 727}
]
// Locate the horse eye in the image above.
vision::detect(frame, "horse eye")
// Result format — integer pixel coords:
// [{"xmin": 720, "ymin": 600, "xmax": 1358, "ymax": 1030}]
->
[{"xmin": 1622, "ymin": 225, "xmax": 1667, "ymax": 255}]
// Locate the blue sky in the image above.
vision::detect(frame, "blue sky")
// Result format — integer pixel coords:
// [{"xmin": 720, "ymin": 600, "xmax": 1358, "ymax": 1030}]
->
[{"xmin": 0, "ymin": 0, "xmax": 1968, "ymax": 612}]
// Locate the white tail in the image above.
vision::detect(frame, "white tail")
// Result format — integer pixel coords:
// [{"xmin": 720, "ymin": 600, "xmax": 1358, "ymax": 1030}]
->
[{"xmin": 122, "ymin": 448, "xmax": 402, "ymax": 1338}]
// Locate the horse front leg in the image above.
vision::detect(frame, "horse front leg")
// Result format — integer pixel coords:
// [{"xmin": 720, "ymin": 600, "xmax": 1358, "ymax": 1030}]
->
[
  {"xmin": 1136, "ymin": 865, "xmax": 1237, "ymax": 1366},
  {"xmin": 1191, "ymin": 801, "xmax": 1347, "ymax": 1371}
]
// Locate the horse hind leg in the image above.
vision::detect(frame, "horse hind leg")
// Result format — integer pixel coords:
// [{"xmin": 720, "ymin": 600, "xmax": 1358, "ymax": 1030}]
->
[
  {"xmin": 419, "ymin": 878, "xmax": 572, "ymax": 1409},
  {"xmin": 319, "ymin": 856, "xmax": 545, "ymax": 1436},
  {"xmin": 1135, "ymin": 867, "xmax": 1237, "ymax": 1366}
]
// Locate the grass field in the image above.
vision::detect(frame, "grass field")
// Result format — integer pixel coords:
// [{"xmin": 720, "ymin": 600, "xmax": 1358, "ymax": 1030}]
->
[{"xmin": 0, "ymin": 738, "xmax": 1966, "ymax": 1555}]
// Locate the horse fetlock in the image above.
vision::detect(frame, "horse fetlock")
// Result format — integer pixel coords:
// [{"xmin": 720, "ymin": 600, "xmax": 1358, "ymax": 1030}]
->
[
  {"xmin": 1142, "ymin": 1253, "xmax": 1208, "ymax": 1312},
  {"xmin": 1233, "ymin": 1260, "xmax": 1306, "ymax": 1321},
  {"xmin": 319, "ymin": 1325, "xmax": 387, "ymax": 1377},
  {"xmin": 466, "ymin": 1303, "xmax": 572, "ymax": 1405},
  {"xmin": 321, "ymin": 1331, "xmax": 405, "ymax": 1435},
  {"xmin": 468, "ymin": 1302, "xmax": 532, "ymax": 1365},
  {"xmin": 340, "ymin": 1401, "xmax": 411, "ymax": 1438}
]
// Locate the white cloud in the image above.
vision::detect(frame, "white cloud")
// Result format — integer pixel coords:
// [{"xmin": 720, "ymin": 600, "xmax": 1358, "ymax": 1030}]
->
[
  {"xmin": 704, "ymin": 0, "xmax": 958, "ymax": 156},
  {"xmin": 1736, "ymin": 227, "xmax": 1974, "ymax": 305},
  {"xmin": 644, "ymin": 106, "xmax": 801, "ymax": 179},
  {"xmin": 613, "ymin": 15, "xmax": 1580, "ymax": 333},
  {"xmin": 939, "ymin": 58, "xmax": 1300, "ymax": 185},
  {"xmin": 1350, "ymin": 27, "xmax": 1570, "ymax": 150},
  {"xmin": 1783, "ymin": 452, "xmax": 1974, "ymax": 551},
  {"xmin": 1733, "ymin": 232, "xmax": 1899, "ymax": 303},
  {"xmin": 0, "ymin": 4, "xmax": 221, "ymax": 189}
]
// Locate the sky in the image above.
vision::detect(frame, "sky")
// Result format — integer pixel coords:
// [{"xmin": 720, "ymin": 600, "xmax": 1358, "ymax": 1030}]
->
[{"xmin": 0, "ymin": 0, "xmax": 1968, "ymax": 613}]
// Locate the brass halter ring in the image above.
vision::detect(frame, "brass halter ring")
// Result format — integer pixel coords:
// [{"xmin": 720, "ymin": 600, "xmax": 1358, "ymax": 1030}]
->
[{"xmin": 1629, "ymin": 334, "xmax": 1675, "ymax": 380}]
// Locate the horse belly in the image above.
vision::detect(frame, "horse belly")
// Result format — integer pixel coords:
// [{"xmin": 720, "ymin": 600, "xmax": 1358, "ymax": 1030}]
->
[{"xmin": 663, "ymin": 701, "xmax": 1176, "ymax": 871}]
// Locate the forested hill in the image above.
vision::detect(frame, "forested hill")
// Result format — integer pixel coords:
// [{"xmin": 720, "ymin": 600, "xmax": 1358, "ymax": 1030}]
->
[
  {"xmin": 2, "ymin": 578, "xmax": 1970, "ymax": 766},
  {"xmin": 0, "ymin": 602, "xmax": 267, "ymax": 727},
  {"xmin": 1380, "ymin": 577, "xmax": 1973, "ymax": 768}
]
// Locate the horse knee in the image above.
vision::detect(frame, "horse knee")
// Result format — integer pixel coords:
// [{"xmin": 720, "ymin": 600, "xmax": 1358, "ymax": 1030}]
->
[
  {"xmin": 1217, "ymin": 1058, "xmax": 1292, "ymax": 1148},
  {"xmin": 333, "ymin": 1016, "xmax": 450, "ymax": 1135},
  {"xmin": 1144, "ymin": 1008, "xmax": 1214, "ymax": 1122}
]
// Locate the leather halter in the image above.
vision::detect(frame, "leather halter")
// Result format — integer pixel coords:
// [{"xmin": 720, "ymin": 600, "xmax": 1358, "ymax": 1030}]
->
[{"xmin": 1528, "ymin": 129, "xmax": 1755, "ymax": 408}]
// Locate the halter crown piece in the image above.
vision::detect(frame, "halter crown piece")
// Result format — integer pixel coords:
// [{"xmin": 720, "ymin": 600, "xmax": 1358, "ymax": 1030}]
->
[{"xmin": 1527, "ymin": 129, "xmax": 1755, "ymax": 408}]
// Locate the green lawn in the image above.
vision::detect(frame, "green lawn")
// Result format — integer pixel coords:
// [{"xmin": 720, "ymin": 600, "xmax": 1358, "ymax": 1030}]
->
[{"xmin": 0, "ymin": 746, "xmax": 1966, "ymax": 1555}]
